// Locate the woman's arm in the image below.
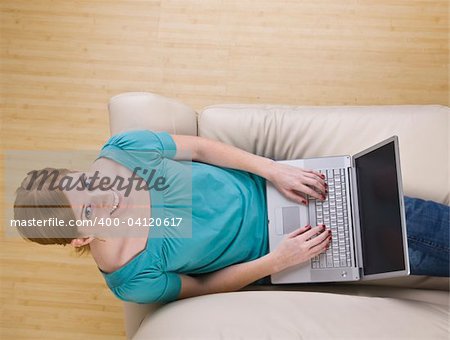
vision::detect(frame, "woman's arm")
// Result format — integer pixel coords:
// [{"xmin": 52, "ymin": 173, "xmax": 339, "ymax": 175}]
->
[
  {"xmin": 178, "ymin": 224, "xmax": 331, "ymax": 300},
  {"xmin": 171, "ymin": 134, "xmax": 327, "ymax": 203},
  {"xmin": 171, "ymin": 134, "xmax": 275, "ymax": 180},
  {"xmin": 178, "ymin": 252, "xmax": 275, "ymax": 300}
]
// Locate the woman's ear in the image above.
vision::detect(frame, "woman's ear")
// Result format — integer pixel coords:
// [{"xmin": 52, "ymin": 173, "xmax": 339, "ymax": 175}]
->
[{"xmin": 70, "ymin": 236, "xmax": 95, "ymax": 248}]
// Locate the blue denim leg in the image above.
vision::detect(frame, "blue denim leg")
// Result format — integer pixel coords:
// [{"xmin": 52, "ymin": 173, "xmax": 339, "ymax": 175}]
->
[{"xmin": 404, "ymin": 196, "xmax": 450, "ymax": 277}]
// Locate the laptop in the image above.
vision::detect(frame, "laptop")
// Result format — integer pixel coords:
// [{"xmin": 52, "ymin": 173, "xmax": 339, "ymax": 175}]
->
[{"xmin": 266, "ymin": 136, "xmax": 410, "ymax": 283}]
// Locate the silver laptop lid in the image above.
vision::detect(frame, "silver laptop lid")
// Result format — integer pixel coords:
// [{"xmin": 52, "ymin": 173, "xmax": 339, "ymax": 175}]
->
[{"xmin": 352, "ymin": 136, "xmax": 410, "ymax": 280}]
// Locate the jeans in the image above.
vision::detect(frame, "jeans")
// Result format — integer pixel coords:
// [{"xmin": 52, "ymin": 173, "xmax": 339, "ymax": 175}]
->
[{"xmin": 405, "ymin": 196, "xmax": 449, "ymax": 277}]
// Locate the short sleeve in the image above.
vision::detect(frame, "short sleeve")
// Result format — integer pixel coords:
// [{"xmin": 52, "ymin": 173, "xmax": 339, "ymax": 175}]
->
[
  {"xmin": 113, "ymin": 270, "xmax": 182, "ymax": 304},
  {"xmin": 101, "ymin": 129, "xmax": 177, "ymax": 159}
]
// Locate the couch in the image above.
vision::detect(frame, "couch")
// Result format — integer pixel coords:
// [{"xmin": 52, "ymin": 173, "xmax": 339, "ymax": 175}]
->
[{"xmin": 108, "ymin": 92, "xmax": 449, "ymax": 339}]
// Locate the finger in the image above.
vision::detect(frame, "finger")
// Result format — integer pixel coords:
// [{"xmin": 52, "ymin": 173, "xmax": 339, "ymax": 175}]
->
[
  {"xmin": 315, "ymin": 171, "xmax": 326, "ymax": 180},
  {"xmin": 292, "ymin": 189, "xmax": 308, "ymax": 202},
  {"xmin": 302, "ymin": 168, "xmax": 316, "ymax": 174},
  {"xmin": 299, "ymin": 224, "xmax": 327, "ymax": 241},
  {"xmin": 304, "ymin": 173, "xmax": 328, "ymax": 193},
  {"xmin": 302, "ymin": 177, "xmax": 327, "ymax": 196},
  {"xmin": 303, "ymin": 168, "xmax": 326, "ymax": 180},
  {"xmin": 284, "ymin": 189, "xmax": 308, "ymax": 205},
  {"xmin": 304, "ymin": 172, "xmax": 328, "ymax": 190},
  {"xmin": 288, "ymin": 224, "xmax": 311, "ymax": 238},
  {"xmin": 304, "ymin": 171, "xmax": 327, "ymax": 183},
  {"xmin": 305, "ymin": 226, "xmax": 331, "ymax": 248},
  {"xmin": 299, "ymin": 184, "xmax": 324, "ymax": 201},
  {"xmin": 309, "ymin": 234, "xmax": 332, "ymax": 256}
]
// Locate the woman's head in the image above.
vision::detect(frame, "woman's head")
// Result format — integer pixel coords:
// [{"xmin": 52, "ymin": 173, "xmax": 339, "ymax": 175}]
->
[{"xmin": 14, "ymin": 167, "xmax": 90, "ymax": 255}]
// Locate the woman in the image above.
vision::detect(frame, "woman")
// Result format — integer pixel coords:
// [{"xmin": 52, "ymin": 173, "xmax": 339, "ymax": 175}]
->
[{"xmin": 14, "ymin": 130, "xmax": 449, "ymax": 304}]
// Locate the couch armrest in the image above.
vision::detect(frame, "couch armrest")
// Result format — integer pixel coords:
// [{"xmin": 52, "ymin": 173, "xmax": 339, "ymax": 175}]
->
[
  {"xmin": 108, "ymin": 92, "xmax": 198, "ymax": 136},
  {"xmin": 123, "ymin": 302, "xmax": 163, "ymax": 340},
  {"xmin": 107, "ymin": 92, "xmax": 198, "ymax": 339}
]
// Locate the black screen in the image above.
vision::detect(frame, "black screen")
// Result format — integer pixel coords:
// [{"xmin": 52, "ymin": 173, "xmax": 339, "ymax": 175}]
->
[{"xmin": 355, "ymin": 141, "xmax": 406, "ymax": 276}]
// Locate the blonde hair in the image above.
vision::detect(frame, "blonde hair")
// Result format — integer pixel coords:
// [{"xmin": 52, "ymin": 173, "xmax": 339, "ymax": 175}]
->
[{"xmin": 14, "ymin": 167, "xmax": 90, "ymax": 255}]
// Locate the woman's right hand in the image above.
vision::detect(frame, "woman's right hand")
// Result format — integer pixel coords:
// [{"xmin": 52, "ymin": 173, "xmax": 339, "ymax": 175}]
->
[{"xmin": 271, "ymin": 224, "xmax": 332, "ymax": 273}]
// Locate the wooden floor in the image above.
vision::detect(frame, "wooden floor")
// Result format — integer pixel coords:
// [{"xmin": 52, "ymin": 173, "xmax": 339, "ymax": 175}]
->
[{"xmin": 1, "ymin": 0, "xmax": 448, "ymax": 339}]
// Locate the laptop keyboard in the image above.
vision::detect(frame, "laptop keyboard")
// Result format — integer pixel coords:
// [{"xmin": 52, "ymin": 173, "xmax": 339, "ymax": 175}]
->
[{"xmin": 311, "ymin": 168, "xmax": 352, "ymax": 269}]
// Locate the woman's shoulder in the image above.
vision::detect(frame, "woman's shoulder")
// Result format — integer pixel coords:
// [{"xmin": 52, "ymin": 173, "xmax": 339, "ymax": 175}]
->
[
  {"xmin": 96, "ymin": 236, "xmax": 149, "ymax": 274},
  {"xmin": 102, "ymin": 130, "xmax": 175, "ymax": 152}
]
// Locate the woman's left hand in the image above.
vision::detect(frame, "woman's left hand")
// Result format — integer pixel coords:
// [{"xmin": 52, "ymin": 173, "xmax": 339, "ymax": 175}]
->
[{"xmin": 267, "ymin": 162, "xmax": 328, "ymax": 205}]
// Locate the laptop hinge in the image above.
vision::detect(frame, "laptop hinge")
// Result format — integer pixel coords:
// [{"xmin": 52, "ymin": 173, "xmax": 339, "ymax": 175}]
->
[{"xmin": 348, "ymin": 160, "xmax": 364, "ymax": 274}]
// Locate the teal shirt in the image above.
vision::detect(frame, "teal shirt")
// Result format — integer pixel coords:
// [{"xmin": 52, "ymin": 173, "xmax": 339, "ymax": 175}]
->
[{"xmin": 97, "ymin": 130, "xmax": 269, "ymax": 303}]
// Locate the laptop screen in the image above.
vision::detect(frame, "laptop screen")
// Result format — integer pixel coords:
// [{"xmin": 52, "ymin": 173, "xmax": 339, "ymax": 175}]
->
[{"xmin": 354, "ymin": 141, "xmax": 406, "ymax": 276}]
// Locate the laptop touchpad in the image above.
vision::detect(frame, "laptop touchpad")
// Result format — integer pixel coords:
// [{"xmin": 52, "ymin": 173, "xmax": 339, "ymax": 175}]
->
[{"xmin": 282, "ymin": 206, "xmax": 302, "ymax": 234}]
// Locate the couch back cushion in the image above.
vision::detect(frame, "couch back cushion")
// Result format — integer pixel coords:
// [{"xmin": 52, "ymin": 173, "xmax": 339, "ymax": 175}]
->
[{"xmin": 199, "ymin": 104, "xmax": 449, "ymax": 204}]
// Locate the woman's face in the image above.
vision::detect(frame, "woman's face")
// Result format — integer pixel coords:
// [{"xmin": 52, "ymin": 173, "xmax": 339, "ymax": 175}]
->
[{"xmin": 64, "ymin": 172, "xmax": 121, "ymax": 224}]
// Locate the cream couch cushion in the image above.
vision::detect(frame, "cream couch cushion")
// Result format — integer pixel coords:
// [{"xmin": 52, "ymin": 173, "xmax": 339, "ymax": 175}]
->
[
  {"xmin": 199, "ymin": 104, "xmax": 449, "ymax": 204},
  {"xmin": 133, "ymin": 291, "xmax": 449, "ymax": 340}
]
